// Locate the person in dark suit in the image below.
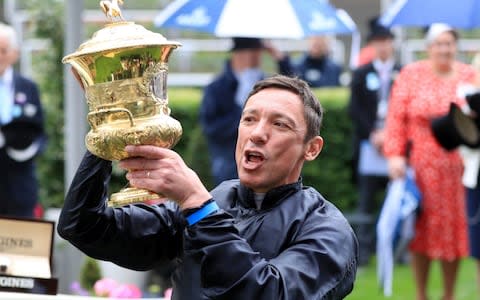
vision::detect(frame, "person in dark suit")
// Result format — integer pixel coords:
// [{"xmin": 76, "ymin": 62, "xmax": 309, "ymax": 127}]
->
[
  {"xmin": 348, "ymin": 22, "xmax": 401, "ymax": 266},
  {"xmin": 277, "ymin": 35, "xmax": 342, "ymax": 87},
  {"xmin": 0, "ymin": 23, "xmax": 46, "ymax": 218}
]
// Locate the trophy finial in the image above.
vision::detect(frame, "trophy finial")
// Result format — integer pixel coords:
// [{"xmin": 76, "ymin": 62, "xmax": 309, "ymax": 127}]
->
[{"xmin": 100, "ymin": 0, "xmax": 125, "ymax": 22}]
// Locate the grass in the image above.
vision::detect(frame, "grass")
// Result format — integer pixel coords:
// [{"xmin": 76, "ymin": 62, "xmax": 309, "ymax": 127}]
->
[{"xmin": 347, "ymin": 257, "xmax": 477, "ymax": 300}]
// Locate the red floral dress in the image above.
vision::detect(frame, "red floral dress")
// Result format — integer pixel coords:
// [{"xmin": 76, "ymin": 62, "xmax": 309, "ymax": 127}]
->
[{"xmin": 383, "ymin": 60, "xmax": 476, "ymax": 260}]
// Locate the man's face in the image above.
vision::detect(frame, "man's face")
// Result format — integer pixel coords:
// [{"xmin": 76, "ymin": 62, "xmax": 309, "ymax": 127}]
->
[
  {"xmin": 309, "ymin": 36, "xmax": 329, "ymax": 58},
  {"xmin": 233, "ymin": 47, "xmax": 263, "ymax": 68},
  {"xmin": 372, "ymin": 38, "xmax": 394, "ymax": 61},
  {"xmin": 235, "ymin": 88, "xmax": 322, "ymax": 192},
  {"xmin": 0, "ymin": 34, "xmax": 17, "ymax": 76}
]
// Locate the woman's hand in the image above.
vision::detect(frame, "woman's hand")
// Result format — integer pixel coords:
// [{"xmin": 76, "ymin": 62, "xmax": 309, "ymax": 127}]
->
[
  {"xmin": 369, "ymin": 129, "xmax": 385, "ymax": 152},
  {"xmin": 388, "ymin": 156, "xmax": 407, "ymax": 179}
]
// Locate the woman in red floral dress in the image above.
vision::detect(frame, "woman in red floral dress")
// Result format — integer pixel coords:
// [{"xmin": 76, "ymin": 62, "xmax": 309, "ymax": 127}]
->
[{"xmin": 383, "ymin": 24, "xmax": 476, "ymax": 300}]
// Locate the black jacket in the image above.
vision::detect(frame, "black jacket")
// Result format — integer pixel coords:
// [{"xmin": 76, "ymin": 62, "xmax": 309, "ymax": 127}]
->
[
  {"xmin": 58, "ymin": 152, "xmax": 358, "ymax": 299},
  {"xmin": 348, "ymin": 62, "xmax": 402, "ymax": 141},
  {"xmin": 347, "ymin": 62, "xmax": 402, "ymax": 179}
]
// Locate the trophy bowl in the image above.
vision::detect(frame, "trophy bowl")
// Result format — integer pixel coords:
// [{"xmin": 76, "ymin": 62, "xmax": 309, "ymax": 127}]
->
[{"xmin": 62, "ymin": 1, "xmax": 182, "ymax": 207}]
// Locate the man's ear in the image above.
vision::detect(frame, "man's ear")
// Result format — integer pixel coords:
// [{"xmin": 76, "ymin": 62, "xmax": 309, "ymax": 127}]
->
[{"xmin": 304, "ymin": 136, "xmax": 323, "ymax": 161}]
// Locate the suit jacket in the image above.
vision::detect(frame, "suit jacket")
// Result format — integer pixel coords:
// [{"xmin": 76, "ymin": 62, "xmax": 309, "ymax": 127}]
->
[
  {"xmin": 348, "ymin": 62, "xmax": 402, "ymax": 177},
  {"xmin": 0, "ymin": 72, "xmax": 46, "ymax": 217},
  {"xmin": 348, "ymin": 62, "xmax": 402, "ymax": 140}
]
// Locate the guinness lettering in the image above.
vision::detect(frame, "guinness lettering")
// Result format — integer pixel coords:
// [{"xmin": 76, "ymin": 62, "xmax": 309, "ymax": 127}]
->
[
  {"xmin": 0, "ymin": 276, "xmax": 35, "ymax": 289},
  {"xmin": 0, "ymin": 236, "xmax": 33, "ymax": 251}
]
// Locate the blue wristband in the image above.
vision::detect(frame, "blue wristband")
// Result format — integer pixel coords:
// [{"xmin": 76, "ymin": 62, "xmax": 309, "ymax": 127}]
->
[{"xmin": 186, "ymin": 201, "xmax": 219, "ymax": 226}]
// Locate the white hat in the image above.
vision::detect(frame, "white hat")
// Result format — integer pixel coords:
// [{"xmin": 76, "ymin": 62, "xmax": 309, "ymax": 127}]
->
[{"xmin": 425, "ymin": 23, "xmax": 458, "ymax": 44}]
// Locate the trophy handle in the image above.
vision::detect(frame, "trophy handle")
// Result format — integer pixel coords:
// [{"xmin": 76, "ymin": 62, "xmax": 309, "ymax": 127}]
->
[{"xmin": 87, "ymin": 108, "xmax": 135, "ymax": 130}]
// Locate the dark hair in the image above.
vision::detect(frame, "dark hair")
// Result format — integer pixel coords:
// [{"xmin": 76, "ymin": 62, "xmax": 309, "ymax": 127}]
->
[{"xmin": 245, "ymin": 75, "xmax": 323, "ymax": 142}]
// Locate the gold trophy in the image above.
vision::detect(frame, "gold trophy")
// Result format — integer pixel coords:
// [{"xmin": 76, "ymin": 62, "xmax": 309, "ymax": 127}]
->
[{"xmin": 62, "ymin": 0, "xmax": 182, "ymax": 207}]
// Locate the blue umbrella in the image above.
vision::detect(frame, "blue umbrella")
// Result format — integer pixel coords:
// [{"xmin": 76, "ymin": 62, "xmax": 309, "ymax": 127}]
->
[
  {"xmin": 380, "ymin": 0, "xmax": 480, "ymax": 29},
  {"xmin": 377, "ymin": 169, "xmax": 421, "ymax": 296},
  {"xmin": 154, "ymin": 0, "xmax": 357, "ymax": 39}
]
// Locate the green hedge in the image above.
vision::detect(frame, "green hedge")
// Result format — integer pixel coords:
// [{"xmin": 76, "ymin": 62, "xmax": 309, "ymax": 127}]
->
[{"xmin": 301, "ymin": 88, "xmax": 356, "ymax": 211}]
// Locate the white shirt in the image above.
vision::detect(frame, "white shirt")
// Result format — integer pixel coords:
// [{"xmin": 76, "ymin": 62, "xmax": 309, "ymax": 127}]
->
[
  {"xmin": 0, "ymin": 67, "xmax": 15, "ymax": 125},
  {"xmin": 234, "ymin": 68, "xmax": 263, "ymax": 107},
  {"xmin": 372, "ymin": 59, "xmax": 395, "ymax": 128},
  {"xmin": 373, "ymin": 59, "xmax": 395, "ymax": 98},
  {"xmin": 372, "ymin": 59, "xmax": 395, "ymax": 84}
]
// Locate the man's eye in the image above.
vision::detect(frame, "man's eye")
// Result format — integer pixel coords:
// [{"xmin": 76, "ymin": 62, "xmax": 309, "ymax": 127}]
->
[{"xmin": 274, "ymin": 121, "xmax": 288, "ymax": 128}]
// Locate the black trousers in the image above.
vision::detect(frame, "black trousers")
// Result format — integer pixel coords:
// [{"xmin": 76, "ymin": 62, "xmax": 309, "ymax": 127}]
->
[{"xmin": 355, "ymin": 174, "xmax": 389, "ymax": 265}]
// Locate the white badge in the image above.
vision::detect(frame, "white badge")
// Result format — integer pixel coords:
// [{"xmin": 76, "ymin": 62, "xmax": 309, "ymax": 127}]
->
[
  {"xmin": 305, "ymin": 69, "xmax": 322, "ymax": 82},
  {"xmin": 366, "ymin": 72, "xmax": 380, "ymax": 91},
  {"xmin": 24, "ymin": 103, "xmax": 37, "ymax": 117}
]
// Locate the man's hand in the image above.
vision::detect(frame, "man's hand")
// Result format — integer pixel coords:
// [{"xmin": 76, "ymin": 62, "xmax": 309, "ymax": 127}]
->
[{"xmin": 118, "ymin": 145, "xmax": 211, "ymax": 210}]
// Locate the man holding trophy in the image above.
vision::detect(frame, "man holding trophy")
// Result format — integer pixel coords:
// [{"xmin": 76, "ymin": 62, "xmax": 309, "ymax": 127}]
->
[{"xmin": 58, "ymin": 1, "xmax": 358, "ymax": 299}]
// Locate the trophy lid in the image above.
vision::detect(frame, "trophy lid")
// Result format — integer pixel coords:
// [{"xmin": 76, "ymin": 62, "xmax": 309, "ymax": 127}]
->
[{"xmin": 62, "ymin": 1, "xmax": 180, "ymax": 62}]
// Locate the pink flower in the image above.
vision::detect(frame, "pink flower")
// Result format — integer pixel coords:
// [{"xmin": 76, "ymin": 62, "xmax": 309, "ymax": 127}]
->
[
  {"xmin": 70, "ymin": 281, "xmax": 89, "ymax": 296},
  {"xmin": 109, "ymin": 284, "xmax": 142, "ymax": 298},
  {"xmin": 164, "ymin": 287, "xmax": 172, "ymax": 299},
  {"xmin": 94, "ymin": 278, "xmax": 118, "ymax": 297}
]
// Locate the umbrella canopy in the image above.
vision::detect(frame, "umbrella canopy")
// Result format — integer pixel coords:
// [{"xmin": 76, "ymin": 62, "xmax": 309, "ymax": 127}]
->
[
  {"xmin": 154, "ymin": 0, "xmax": 357, "ymax": 39},
  {"xmin": 380, "ymin": 0, "xmax": 480, "ymax": 29}
]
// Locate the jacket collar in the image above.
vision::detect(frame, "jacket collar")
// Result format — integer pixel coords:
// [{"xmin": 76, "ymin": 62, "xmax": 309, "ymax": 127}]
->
[{"xmin": 237, "ymin": 179, "xmax": 303, "ymax": 210}]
